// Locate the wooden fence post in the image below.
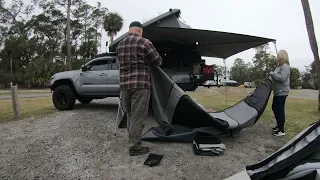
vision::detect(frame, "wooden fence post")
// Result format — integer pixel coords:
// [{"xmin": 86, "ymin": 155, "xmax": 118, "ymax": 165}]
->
[{"xmin": 11, "ymin": 85, "xmax": 20, "ymax": 119}]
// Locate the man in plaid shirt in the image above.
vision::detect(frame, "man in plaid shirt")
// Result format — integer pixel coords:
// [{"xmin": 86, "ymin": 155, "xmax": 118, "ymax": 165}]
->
[{"xmin": 117, "ymin": 21, "xmax": 162, "ymax": 156}]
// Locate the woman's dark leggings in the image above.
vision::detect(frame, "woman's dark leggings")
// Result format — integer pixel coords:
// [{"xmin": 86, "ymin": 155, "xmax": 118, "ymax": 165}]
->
[{"xmin": 272, "ymin": 95, "xmax": 288, "ymax": 132}]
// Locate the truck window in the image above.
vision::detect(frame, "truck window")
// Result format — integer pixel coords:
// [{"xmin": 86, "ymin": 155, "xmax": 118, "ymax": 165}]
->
[
  {"xmin": 87, "ymin": 59, "xmax": 108, "ymax": 71},
  {"xmin": 108, "ymin": 58, "xmax": 118, "ymax": 70}
]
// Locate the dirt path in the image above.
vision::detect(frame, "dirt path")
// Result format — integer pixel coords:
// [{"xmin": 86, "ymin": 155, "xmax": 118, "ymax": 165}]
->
[{"xmin": 0, "ymin": 98, "xmax": 286, "ymax": 180}]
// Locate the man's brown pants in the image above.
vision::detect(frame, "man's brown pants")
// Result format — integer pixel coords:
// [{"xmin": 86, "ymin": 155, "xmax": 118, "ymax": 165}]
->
[{"xmin": 121, "ymin": 88, "xmax": 150, "ymax": 149}]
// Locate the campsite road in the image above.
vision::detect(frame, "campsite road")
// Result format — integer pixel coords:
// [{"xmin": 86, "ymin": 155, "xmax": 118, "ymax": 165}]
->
[
  {"xmin": 289, "ymin": 89, "xmax": 318, "ymax": 100},
  {"xmin": 0, "ymin": 98, "xmax": 286, "ymax": 180}
]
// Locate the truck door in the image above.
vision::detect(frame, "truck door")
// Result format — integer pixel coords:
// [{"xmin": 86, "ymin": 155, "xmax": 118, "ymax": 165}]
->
[
  {"xmin": 79, "ymin": 58, "xmax": 109, "ymax": 95},
  {"xmin": 106, "ymin": 58, "xmax": 120, "ymax": 96}
]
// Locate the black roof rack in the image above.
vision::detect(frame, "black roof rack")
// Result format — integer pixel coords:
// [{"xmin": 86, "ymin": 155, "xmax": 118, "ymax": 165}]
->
[{"xmin": 95, "ymin": 52, "xmax": 117, "ymax": 58}]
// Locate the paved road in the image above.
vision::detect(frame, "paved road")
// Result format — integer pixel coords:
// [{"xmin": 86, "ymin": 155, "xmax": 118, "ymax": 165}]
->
[
  {"xmin": 0, "ymin": 89, "xmax": 50, "ymax": 93},
  {"xmin": 0, "ymin": 93, "xmax": 51, "ymax": 100},
  {"xmin": 289, "ymin": 89, "xmax": 318, "ymax": 100}
]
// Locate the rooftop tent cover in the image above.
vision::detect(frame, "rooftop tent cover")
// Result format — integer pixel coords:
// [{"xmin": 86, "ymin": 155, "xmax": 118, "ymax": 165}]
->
[{"xmin": 141, "ymin": 66, "xmax": 274, "ymax": 142}]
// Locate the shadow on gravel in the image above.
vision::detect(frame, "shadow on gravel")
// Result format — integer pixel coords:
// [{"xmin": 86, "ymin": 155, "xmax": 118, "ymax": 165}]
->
[{"xmin": 73, "ymin": 103, "xmax": 118, "ymax": 111}]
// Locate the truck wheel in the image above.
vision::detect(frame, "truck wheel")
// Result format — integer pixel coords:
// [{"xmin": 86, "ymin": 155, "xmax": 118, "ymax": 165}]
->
[
  {"xmin": 78, "ymin": 97, "xmax": 93, "ymax": 104},
  {"xmin": 52, "ymin": 85, "xmax": 76, "ymax": 110}
]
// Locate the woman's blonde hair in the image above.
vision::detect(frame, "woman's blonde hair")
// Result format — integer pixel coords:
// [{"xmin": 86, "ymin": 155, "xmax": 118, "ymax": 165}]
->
[{"xmin": 277, "ymin": 50, "xmax": 290, "ymax": 66}]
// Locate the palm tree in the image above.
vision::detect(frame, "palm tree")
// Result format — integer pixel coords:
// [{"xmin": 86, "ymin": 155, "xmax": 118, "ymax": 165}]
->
[
  {"xmin": 103, "ymin": 12, "xmax": 123, "ymax": 44},
  {"xmin": 66, "ymin": 0, "xmax": 72, "ymax": 70},
  {"xmin": 301, "ymin": 0, "xmax": 320, "ymax": 111}
]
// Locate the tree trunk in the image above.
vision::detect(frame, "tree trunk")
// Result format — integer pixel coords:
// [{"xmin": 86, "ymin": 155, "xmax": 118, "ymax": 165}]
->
[
  {"xmin": 64, "ymin": 31, "xmax": 67, "ymax": 65},
  {"xmin": 110, "ymin": 33, "xmax": 114, "ymax": 43},
  {"xmin": 83, "ymin": 11, "xmax": 88, "ymax": 62},
  {"xmin": 66, "ymin": 0, "xmax": 72, "ymax": 70},
  {"xmin": 95, "ymin": 24, "xmax": 98, "ymax": 51},
  {"xmin": 10, "ymin": 56, "xmax": 13, "ymax": 75},
  {"xmin": 301, "ymin": 0, "xmax": 320, "ymax": 111},
  {"xmin": 100, "ymin": 26, "xmax": 103, "ymax": 53}
]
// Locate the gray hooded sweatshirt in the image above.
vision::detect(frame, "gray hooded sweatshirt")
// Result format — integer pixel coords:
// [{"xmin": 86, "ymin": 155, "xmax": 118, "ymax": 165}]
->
[{"xmin": 271, "ymin": 63, "xmax": 290, "ymax": 96}]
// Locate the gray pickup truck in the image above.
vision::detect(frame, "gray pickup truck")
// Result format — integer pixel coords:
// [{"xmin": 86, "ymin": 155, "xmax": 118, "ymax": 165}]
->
[{"xmin": 48, "ymin": 52, "xmax": 198, "ymax": 110}]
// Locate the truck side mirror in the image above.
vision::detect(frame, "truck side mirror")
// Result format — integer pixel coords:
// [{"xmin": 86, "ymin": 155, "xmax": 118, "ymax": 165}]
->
[{"xmin": 81, "ymin": 65, "xmax": 87, "ymax": 71}]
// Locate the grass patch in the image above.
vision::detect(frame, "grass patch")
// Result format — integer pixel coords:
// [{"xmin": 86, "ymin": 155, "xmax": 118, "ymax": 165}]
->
[
  {"xmin": 0, "ymin": 97, "xmax": 56, "ymax": 123},
  {"xmin": 188, "ymin": 87, "xmax": 320, "ymax": 140}
]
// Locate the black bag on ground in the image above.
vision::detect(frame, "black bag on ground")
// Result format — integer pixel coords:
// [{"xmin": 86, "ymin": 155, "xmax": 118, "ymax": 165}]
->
[
  {"xmin": 144, "ymin": 153, "xmax": 164, "ymax": 167},
  {"xmin": 193, "ymin": 132, "xmax": 226, "ymax": 156}
]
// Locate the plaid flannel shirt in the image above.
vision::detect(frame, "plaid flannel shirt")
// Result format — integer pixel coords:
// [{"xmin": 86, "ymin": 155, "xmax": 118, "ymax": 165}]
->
[{"xmin": 117, "ymin": 32, "xmax": 162, "ymax": 90}]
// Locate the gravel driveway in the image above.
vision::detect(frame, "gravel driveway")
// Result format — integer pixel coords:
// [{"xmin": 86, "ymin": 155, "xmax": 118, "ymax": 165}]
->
[{"xmin": 0, "ymin": 98, "xmax": 286, "ymax": 180}]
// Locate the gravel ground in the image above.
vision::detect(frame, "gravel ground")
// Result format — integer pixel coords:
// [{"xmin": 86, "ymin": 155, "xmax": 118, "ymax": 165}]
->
[{"xmin": 0, "ymin": 98, "xmax": 286, "ymax": 180}]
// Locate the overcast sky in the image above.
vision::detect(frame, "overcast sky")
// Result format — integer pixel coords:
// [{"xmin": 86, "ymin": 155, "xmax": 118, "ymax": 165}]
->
[{"xmin": 12, "ymin": 0, "xmax": 320, "ymax": 71}]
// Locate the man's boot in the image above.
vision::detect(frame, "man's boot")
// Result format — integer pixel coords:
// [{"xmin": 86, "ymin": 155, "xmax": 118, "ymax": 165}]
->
[{"xmin": 129, "ymin": 147, "xmax": 149, "ymax": 156}]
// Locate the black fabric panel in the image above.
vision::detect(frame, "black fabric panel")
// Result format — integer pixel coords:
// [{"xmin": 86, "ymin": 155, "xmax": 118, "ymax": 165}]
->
[
  {"xmin": 266, "ymin": 150, "xmax": 320, "ymax": 179},
  {"xmin": 250, "ymin": 137, "xmax": 320, "ymax": 180},
  {"xmin": 171, "ymin": 94, "xmax": 229, "ymax": 129},
  {"xmin": 267, "ymin": 160, "xmax": 320, "ymax": 180},
  {"xmin": 150, "ymin": 66, "xmax": 176, "ymax": 108},
  {"xmin": 244, "ymin": 77, "xmax": 273, "ymax": 123},
  {"xmin": 247, "ymin": 121, "xmax": 320, "ymax": 180},
  {"xmin": 142, "ymin": 126, "xmax": 198, "ymax": 143},
  {"xmin": 246, "ymin": 121, "xmax": 320, "ymax": 171},
  {"xmin": 142, "ymin": 125, "xmax": 231, "ymax": 143}
]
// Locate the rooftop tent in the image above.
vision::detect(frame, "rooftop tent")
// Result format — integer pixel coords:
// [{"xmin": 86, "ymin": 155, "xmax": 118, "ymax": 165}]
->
[
  {"xmin": 109, "ymin": 8, "xmax": 275, "ymax": 59},
  {"xmin": 109, "ymin": 9, "xmax": 191, "ymax": 52},
  {"xmin": 113, "ymin": 8, "xmax": 277, "ymax": 147}
]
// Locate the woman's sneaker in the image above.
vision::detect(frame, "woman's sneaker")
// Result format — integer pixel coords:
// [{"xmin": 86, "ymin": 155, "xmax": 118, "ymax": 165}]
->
[
  {"xmin": 273, "ymin": 130, "xmax": 285, "ymax": 136},
  {"xmin": 272, "ymin": 126, "xmax": 279, "ymax": 132}
]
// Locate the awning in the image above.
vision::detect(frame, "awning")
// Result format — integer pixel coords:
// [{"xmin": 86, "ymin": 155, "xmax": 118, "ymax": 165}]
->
[{"xmin": 142, "ymin": 27, "xmax": 275, "ymax": 59}]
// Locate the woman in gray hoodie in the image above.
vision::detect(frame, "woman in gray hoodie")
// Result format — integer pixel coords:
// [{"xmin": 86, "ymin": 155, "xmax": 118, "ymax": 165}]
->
[{"xmin": 270, "ymin": 50, "xmax": 290, "ymax": 136}]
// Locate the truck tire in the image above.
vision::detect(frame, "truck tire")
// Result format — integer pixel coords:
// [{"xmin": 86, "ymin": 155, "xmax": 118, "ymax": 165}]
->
[
  {"xmin": 78, "ymin": 97, "xmax": 93, "ymax": 104},
  {"xmin": 52, "ymin": 85, "xmax": 76, "ymax": 110}
]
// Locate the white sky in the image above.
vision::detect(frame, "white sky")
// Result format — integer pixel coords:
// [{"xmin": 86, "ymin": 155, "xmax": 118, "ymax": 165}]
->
[{"xmin": 10, "ymin": 0, "xmax": 320, "ymax": 72}]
